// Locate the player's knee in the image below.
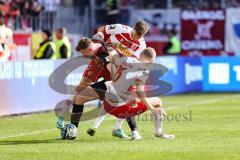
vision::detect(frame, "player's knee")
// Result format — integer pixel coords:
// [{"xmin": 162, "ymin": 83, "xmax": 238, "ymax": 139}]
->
[
  {"xmin": 73, "ymin": 95, "xmax": 85, "ymax": 105},
  {"xmin": 73, "ymin": 95, "xmax": 79, "ymax": 104},
  {"xmin": 151, "ymin": 97, "xmax": 163, "ymax": 108},
  {"xmin": 157, "ymin": 98, "xmax": 163, "ymax": 107}
]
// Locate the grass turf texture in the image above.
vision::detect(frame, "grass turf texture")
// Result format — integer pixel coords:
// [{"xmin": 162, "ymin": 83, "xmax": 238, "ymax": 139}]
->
[{"xmin": 0, "ymin": 93, "xmax": 240, "ymax": 160}]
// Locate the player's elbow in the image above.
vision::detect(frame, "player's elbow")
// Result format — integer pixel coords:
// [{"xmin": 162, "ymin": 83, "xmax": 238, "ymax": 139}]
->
[
  {"xmin": 98, "ymin": 26, "xmax": 105, "ymax": 33},
  {"xmin": 136, "ymin": 88, "xmax": 145, "ymax": 99}
]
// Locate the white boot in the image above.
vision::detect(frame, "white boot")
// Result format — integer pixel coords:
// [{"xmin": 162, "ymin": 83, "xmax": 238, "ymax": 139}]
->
[
  {"xmin": 152, "ymin": 111, "xmax": 175, "ymax": 139},
  {"xmin": 154, "ymin": 133, "xmax": 175, "ymax": 139},
  {"xmin": 131, "ymin": 131, "xmax": 142, "ymax": 140}
]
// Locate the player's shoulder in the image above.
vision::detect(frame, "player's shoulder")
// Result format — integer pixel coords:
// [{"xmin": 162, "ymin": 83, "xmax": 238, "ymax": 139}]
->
[
  {"xmin": 120, "ymin": 24, "xmax": 133, "ymax": 31},
  {"xmin": 138, "ymin": 37, "xmax": 146, "ymax": 45},
  {"xmin": 110, "ymin": 24, "xmax": 132, "ymax": 32},
  {"xmin": 126, "ymin": 56, "xmax": 140, "ymax": 63},
  {"xmin": 96, "ymin": 45, "xmax": 108, "ymax": 56}
]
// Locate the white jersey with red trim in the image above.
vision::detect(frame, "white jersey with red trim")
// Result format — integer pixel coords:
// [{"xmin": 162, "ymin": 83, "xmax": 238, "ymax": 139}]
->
[
  {"xmin": 104, "ymin": 24, "xmax": 146, "ymax": 57},
  {"xmin": 0, "ymin": 25, "xmax": 13, "ymax": 61},
  {"xmin": 105, "ymin": 55, "xmax": 149, "ymax": 106}
]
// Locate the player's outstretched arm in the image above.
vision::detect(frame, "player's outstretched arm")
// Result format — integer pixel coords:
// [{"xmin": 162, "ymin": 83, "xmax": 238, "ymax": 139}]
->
[
  {"xmin": 135, "ymin": 80, "xmax": 155, "ymax": 111},
  {"xmin": 107, "ymin": 47, "xmax": 119, "ymax": 77},
  {"xmin": 92, "ymin": 26, "xmax": 105, "ymax": 42},
  {"xmin": 135, "ymin": 80, "xmax": 166, "ymax": 115},
  {"xmin": 97, "ymin": 26, "xmax": 105, "ymax": 32},
  {"xmin": 75, "ymin": 77, "xmax": 93, "ymax": 93}
]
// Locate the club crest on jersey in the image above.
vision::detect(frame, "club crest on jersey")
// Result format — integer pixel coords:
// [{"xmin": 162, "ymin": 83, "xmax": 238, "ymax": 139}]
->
[
  {"xmin": 108, "ymin": 25, "xmax": 116, "ymax": 30},
  {"xmin": 113, "ymin": 43, "xmax": 133, "ymax": 57}
]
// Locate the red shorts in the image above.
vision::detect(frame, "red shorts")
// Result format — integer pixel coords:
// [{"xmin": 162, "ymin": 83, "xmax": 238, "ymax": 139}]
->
[{"xmin": 103, "ymin": 100, "xmax": 147, "ymax": 119}]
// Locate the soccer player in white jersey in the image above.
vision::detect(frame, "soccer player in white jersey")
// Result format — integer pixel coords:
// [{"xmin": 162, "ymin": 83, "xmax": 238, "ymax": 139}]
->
[
  {"xmin": 94, "ymin": 20, "xmax": 147, "ymax": 57},
  {"xmin": 103, "ymin": 47, "xmax": 175, "ymax": 139},
  {"xmin": 87, "ymin": 21, "xmax": 149, "ymax": 139},
  {"xmin": 64, "ymin": 46, "xmax": 174, "ymax": 140}
]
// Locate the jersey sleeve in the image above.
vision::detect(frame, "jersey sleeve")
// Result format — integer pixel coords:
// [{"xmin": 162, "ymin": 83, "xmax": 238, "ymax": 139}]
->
[
  {"xmin": 135, "ymin": 71, "xmax": 149, "ymax": 84},
  {"xmin": 133, "ymin": 40, "xmax": 146, "ymax": 57},
  {"xmin": 113, "ymin": 55, "xmax": 127, "ymax": 66},
  {"xmin": 6, "ymin": 28, "xmax": 13, "ymax": 39},
  {"xmin": 104, "ymin": 24, "xmax": 129, "ymax": 34}
]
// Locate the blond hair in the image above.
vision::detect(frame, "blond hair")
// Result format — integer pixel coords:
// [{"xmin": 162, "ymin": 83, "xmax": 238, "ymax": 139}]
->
[{"xmin": 134, "ymin": 20, "xmax": 149, "ymax": 36}]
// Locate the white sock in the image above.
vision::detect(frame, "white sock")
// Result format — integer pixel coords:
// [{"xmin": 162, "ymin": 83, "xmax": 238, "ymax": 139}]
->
[
  {"xmin": 114, "ymin": 118, "xmax": 124, "ymax": 130},
  {"xmin": 92, "ymin": 106, "xmax": 107, "ymax": 129},
  {"xmin": 152, "ymin": 111, "xmax": 163, "ymax": 134},
  {"xmin": 58, "ymin": 101, "xmax": 71, "ymax": 119}
]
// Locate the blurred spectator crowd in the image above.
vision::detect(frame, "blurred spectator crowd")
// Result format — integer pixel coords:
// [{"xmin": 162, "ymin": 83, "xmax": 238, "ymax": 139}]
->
[
  {"xmin": 96, "ymin": 0, "xmax": 240, "ymax": 9},
  {"xmin": 0, "ymin": 0, "xmax": 43, "ymax": 29},
  {"xmin": 0, "ymin": 0, "xmax": 60, "ymax": 31}
]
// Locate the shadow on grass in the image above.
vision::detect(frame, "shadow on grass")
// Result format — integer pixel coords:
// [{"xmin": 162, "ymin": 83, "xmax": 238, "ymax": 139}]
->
[
  {"xmin": 0, "ymin": 139, "xmax": 74, "ymax": 145},
  {"xmin": 0, "ymin": 137, "xmax": 125, "ymax": 145}
]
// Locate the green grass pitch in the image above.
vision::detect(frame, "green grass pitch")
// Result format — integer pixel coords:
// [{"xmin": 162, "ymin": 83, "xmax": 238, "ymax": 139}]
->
[{"xmin": 0, "ymin": 93, "xmax": 240, "ymax": 160}]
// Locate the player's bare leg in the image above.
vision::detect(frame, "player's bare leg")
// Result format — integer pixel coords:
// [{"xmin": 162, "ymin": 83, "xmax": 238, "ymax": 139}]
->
[
  {"xmin": 87, "ymin": 106, "xmax": 107, "ymax": 136},
  {"xmin": 56, "ymin": 99, "xmax": 72, "ymax": 129},
  {"xmin": 71, "ymin": 87, "xmax": 100, "ymax": 128},
  {"xmin": 127, "ymin": 116, "xmax": 142, "ymax": 140},
  {"xmin": 147, "ymin": 97, "xmax": 175, "ymax": 139},
  {"xmin": 112, "ymin": 118, "xmax": 130, "ymax": 139},
  {"xmin": 87, "ymin": 107, "xmax": 130, "ymax": 139}
]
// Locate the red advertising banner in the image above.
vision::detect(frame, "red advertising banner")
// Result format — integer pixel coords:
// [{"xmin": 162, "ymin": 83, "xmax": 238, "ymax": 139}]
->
[
  {"xmin": 181, "ymin": 10, "xmax": 225, "ymax": 56},
  {"xmin": 12, "ymin": 33, "xmax": 32, "ymax": 61}
]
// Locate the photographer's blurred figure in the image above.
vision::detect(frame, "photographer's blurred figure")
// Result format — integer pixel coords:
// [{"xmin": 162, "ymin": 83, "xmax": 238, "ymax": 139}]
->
[
  {"xmin": 34, "ymin": 29, "xmax": 56, "ymax": 59},
  {"xmin": 163, "ymin": 30, "xmax": 181, "ymax": 55},
  {"xmin": 0, "ymin": 17, "xmax": 13, "ymax": 61},
  {"xmin": 55, "ymin": 28, "xmax": 71, "ymax": 58},
  {"xmin": 106, "ymin": 0, "xmax": 119, "ymax": 23}
]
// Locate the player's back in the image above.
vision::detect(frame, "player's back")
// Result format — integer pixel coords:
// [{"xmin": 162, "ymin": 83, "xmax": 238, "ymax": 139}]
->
[
  {"xmin": 103, "ymin": 24, "xmax": 146, "ymax": 57},
  {"xmin": 105, "ymin": 56, "xmax": 149, "ymax": 106}
]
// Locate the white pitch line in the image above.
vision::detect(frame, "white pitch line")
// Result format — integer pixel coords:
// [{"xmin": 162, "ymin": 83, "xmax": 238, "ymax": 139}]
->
[
  {"xmin": 0, "ymin": 117, "xmax": 116, "ymax": 140},
  {"xmin": 0, "ymin": 128, "xmax": 57, "ymax": 140},
  {"xmin": 1, "ymin": 94, "xmax": 239, "ymax": 140},
  {"xmin": 167, "ymin": 94, "xmax": 240, "ymax": 110}
]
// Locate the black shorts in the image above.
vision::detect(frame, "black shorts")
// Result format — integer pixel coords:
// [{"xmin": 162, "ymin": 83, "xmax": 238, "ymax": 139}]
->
[{"xmin": 90, "ymin": 80, "xmax": 107, "ymax": 101}]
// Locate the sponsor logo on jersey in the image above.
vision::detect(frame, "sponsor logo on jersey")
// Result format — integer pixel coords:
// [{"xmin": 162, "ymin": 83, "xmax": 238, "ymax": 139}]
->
[
  {"xmin": 108, "ymin": 25, "xmax": 116, "ymax": 30},
  {"xmin": 113, "ymin": 43, "xmax": 133, "ymax": 57}
]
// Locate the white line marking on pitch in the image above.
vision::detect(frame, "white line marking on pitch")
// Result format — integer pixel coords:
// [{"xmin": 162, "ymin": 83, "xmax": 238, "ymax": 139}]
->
[
  {"xmin": 1, "ymin": 94, "xmax": 239, "ymax": 140},
  {"xmin": 0, "ymin": 117, "xmax": 115, "ymax": 140},
  {"xmin": 167, "ymin": 94, "xmax": 240, "ymax": 110},
  {"xmin": 0, "ymin": 128, "xmax": 57, "ymax": 140}
]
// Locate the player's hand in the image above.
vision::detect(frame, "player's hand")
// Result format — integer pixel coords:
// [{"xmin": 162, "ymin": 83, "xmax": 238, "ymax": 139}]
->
[
  {"xmin": 75, "ymin": 85, "xmax": 82, "ymax": 93},
  {"xmin": 92, "ymin": 32, "xmax": 104, "ymax": 42},
  {"xmin": 152, "ymin": 107, "xmax": 166, "ymax": 116}
]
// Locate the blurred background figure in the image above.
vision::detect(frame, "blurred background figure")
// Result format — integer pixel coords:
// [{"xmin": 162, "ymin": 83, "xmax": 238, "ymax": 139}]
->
[
  {"xmin": 55, "ymin": 27, "xmax": 71, "ymax": 59},
  {"xmin": 39, "ymin": 0, "xmax": 59, "ymax": 30},
  {"xmin": 163, "ymin": 30, "xmax": 181, "ymax": 55},
  {"xmin": 34, "ymin": 29, "xmax": 56, "ymax": 59},
  {"xmin": 0, "ymin": 17, "xmax": 13, "ymax": 61},
  {"xmin": 106, "ymin": 0, "xmax": 119, "ymax": 23}
]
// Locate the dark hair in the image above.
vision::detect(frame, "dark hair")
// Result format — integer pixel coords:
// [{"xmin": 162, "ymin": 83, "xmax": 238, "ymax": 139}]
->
[
  {"xmin": 76, "ymin": 37, "xmax": 92, "ymax": 51},
  {"xmin": 0, "ymin": 17, "xmax": 5, "ymax": 26},
  {"xmin": 134, "ymin": 20, "xmax": 149, "ymax": 36},
  {"xmin": 169, "ymin": 29, "xmax": 177, "ymax": 35},
  {"xmin": 42, "ymin": 29, "xmax": 52, "ymax": 38},
  {"xmin": 57, "ymin": 28, "xmax": 67, "ymax": 35}
]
